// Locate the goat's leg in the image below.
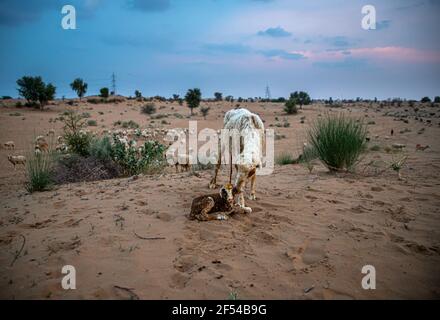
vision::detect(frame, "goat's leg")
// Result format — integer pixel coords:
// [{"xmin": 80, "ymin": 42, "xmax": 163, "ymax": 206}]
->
[
  {"xmin": 209, "ymin": 151, "xmax": 221, "ymax": 189},
  {"xmin": 234, "ymin": 170, "xmax": 252, "ymax": 213},
  {"xmin": 249, "ymin": 173, "xmax": 257, "ymax": 200}
]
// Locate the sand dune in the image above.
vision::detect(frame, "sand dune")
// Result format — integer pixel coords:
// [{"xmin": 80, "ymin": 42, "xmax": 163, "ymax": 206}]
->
[{"xmin": 0, "ymin": 100, "xmax": 439, "ymax": 299}]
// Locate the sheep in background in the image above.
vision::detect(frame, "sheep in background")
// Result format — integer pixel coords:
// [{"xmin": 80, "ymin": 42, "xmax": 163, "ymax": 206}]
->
[
  {"xmin": 8, "ymin": 155, "xmax": 26, "ymax": 170},
  {"xmin": 3, "ymin": 141, "xmax": 15, "ymax": 150}
]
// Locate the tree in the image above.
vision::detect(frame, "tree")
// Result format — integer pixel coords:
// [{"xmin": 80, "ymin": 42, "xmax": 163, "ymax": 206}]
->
[
  {"xmin": 185, "ymin": 88, "xmax": 202, "ymax": 115},
  {"xmin": 421, "ymin": 96, "xmax": 431, "ymax": 103},
  {"xmin": 290, "ymin": 91, "xmax": 311, "ymax": 109},
  {"xmin": 100, "ymin": 87, "xmax": 109, "ymax": 98},
  {"xmin": 434, "ymin": 96, "xmax": 440, "ymax": 103},
  {"xmin": 225, "ymin": 95, "xmax": 234, "ymax": 102},
  {"xmin": 214, "ymin": 92, "xmax": 223, "ymax": 101},
  {"xmin": 134, "ymin": 90, "xmax": 142, "ymax": 99},
  {"xmin": 200, "ymin": 106, "xmax": 210, "ymax": 119},
  {"xmin": 16, "ymin": 76, "xmax": 56, "ymax": 109},
  {"xmin": 284, "ymin": 98, "xmax": 298, "ymax": 115},
  {"xmin": 172, "ymin": 94, "xmax": 180, "ymax": 101},
  {"xmin": 70, "ymin": 78, "xmax": 87, "ymax": 100}
]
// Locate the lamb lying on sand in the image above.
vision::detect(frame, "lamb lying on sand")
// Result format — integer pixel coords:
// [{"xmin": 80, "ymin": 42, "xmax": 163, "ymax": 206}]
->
[{"xmin": 189, "ymin": 183, "xmax": 251, "ymax": 221}]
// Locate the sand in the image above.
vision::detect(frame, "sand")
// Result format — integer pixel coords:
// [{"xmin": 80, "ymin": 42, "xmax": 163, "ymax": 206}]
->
[{"xmin": 0, "ymin": 99, "xmax": 439, "ymax": 299}]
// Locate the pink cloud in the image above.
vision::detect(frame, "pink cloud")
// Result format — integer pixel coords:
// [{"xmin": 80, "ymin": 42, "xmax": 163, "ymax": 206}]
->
[
  {"xmin": 349, "ymin": 47, "xmax": 440, "ymax": 63},
  {"xmin": 297, "ymin": 47, "xmax": 440, "ymax": 64}
]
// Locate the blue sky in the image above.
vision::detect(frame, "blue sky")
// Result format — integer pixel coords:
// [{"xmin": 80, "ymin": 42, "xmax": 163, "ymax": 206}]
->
[{"xmin": 0, "ymin": 0, "xmax": 439, "ymax": 99}]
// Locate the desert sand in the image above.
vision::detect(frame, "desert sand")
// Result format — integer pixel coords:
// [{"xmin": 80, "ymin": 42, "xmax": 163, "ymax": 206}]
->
[{"xmin": 0, "ymin": 99, "xmax": 439, "ymax": 299}]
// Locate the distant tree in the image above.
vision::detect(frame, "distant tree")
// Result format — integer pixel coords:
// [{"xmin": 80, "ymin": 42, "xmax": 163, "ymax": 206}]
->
[
  {"xmin": 214, "ymin": 92, "xmax": 223, "ymax": 101},
  {"xmin": 225, "ymin": 95, "xmax": 234, "ymax": 102},
  {"xmin": 178, "ymin": 98, "xmax": 184, "ymax": 106},
  {"xmin": 421, "ymin": 96, "xmax": 431, "ymax": 103},
  {"xmin": 274, "ymin": 97, "xmax": 286, "ymax": 103},
  {"xmin": 134, "ymin": 90, "xmax": 142, "ymax": 99},
  {"xmin": 172, "ymin": 94, "xmax": 180, "ymax": 101},
  {"xmin": 100, "ymin": 87, "xmax": 109, "ymax": 98},
  {"xmin": 200, "ymin": 106, "xmax": 210, "ymax": 119},
  {"xmin": 16, "ymin": 76, "xmax": 56, "ymax": 109},
  {"xmin": 284, "ymin": 98, "xmax": 298, "ymax": 115},
  {"xmin": 434, "ymin": 96, "xmax": 440, "ymax": 103},
  {"xmin": 328, "ymin": 97, "xmax": 334, "ymax": 105},
  {"xmin": 70, "ymin": 78, "xmax": 87, "ymax": 100},
  {"xmin": 185, "ymin": 88, "xmax": 202, "ymax": 115},
  {"xmin": 290, "ymin": 91, "xmax": 311, "ymax": 109}
]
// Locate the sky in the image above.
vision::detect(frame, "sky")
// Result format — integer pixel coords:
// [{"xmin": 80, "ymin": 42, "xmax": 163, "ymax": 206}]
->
[{"xmin": 0, "ymin": 0, "xmax": 439, "ymax": 100}]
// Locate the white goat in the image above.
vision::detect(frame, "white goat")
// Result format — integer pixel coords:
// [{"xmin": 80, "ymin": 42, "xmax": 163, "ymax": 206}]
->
[{"xmin": 209, "ymin": 108, "xmax": 264, "ymax": 211}]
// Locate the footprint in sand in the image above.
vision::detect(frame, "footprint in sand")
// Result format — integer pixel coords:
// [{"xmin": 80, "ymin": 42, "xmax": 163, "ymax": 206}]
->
[
  {"xmin": 302, "ymin": 239, "xmax": 327, "ymax": 265},
  {"xmin": 286, "ymin": 238, "xmax": 328, "ymax": 271},
  {"xmin": 156, "ymin": 212, "xmax": 172, "ymax": 222},
  {"xmin": 173, "ymin": 254, "xmax": 198, "ymax": 273},
  {"xmin": 170, "ymin": 272, "xmax": 191, "ymax": 289},
  {"xmin": 53, "ymin": 201, "xmax": 66, "ymax": 209}
]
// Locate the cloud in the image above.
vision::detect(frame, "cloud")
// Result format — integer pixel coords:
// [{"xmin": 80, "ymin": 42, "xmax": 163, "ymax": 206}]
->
[
  {"xmin": 101, "ymin": 34, "xmax": 174, "ymax": 51},
  {"xmin": 314, "ymin": 58, "xmax": 368, "ymax": 69},
  {"xmin": 202, "ymin": 43, "xmax": 252, "ymax": 54},
  {"xmin": 349, "ymin": 47, "xmax": 440, "ymax": 63},
  {"xmin": 376, "ymin": 20, "xmax": 391, "ymax": 30},
  {"xmin": 126, "ymin": 0, "xmax": 170, "ymax": 12},
  {"xmin": 259, "ymin": 49, "xmax": 305, "ymax": 60},
  {"xmin": 327, "ymin": 36, "xmax": 352, "ymax": 47},
  {"xmin": 257, "ymin": 26, "xmax": 291, "ymax": 38},
  {"xmin": 0, "ymin": 0, "xmax": 61, "ymax": 26}
]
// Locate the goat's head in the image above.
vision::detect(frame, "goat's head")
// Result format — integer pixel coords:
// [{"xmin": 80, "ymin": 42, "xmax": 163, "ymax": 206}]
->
[{"xmin": 220, "ymin": 183, "xmax": 235, "ymax": 205}]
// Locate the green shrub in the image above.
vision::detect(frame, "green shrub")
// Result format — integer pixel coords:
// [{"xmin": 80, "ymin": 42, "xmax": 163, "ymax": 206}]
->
[
  {"xmin": 308, "ymin": 113, "xmax": 367, "ymax": 171},
  {"xmin": 87, "ymin": 119, "xmax": 98, "ymax": 126},
  {"xmin": 276, "ymin": 153, "xmax": 296, "ymax": 165},
  {"xmin": 62, "ymin": 110, "xmax": 91, "ymax": 156},
  {"xmin": 89, "ymin": 136, "xmax": 113, "ymax": 162},
  {"xmin": 141, "ymin": 103, "xmax": 156, "ymax": 115},
  {"xmin": 111, "ymin": 136, "xmax": 165, "ymax": 176},
  {"xmin": 26, "ymin": 152, "xmax": 54, "ymax": 192},
  {"xmin": 121, "ymin": 120, "xmax": 139, "ymax": 129},
  {"xmin": 284, "ymin": 99, "xmax": 298, "ymax": 115},
  {"xmin": 299, "ymin": 145, "xmax": 318, "ymax": 173}
]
